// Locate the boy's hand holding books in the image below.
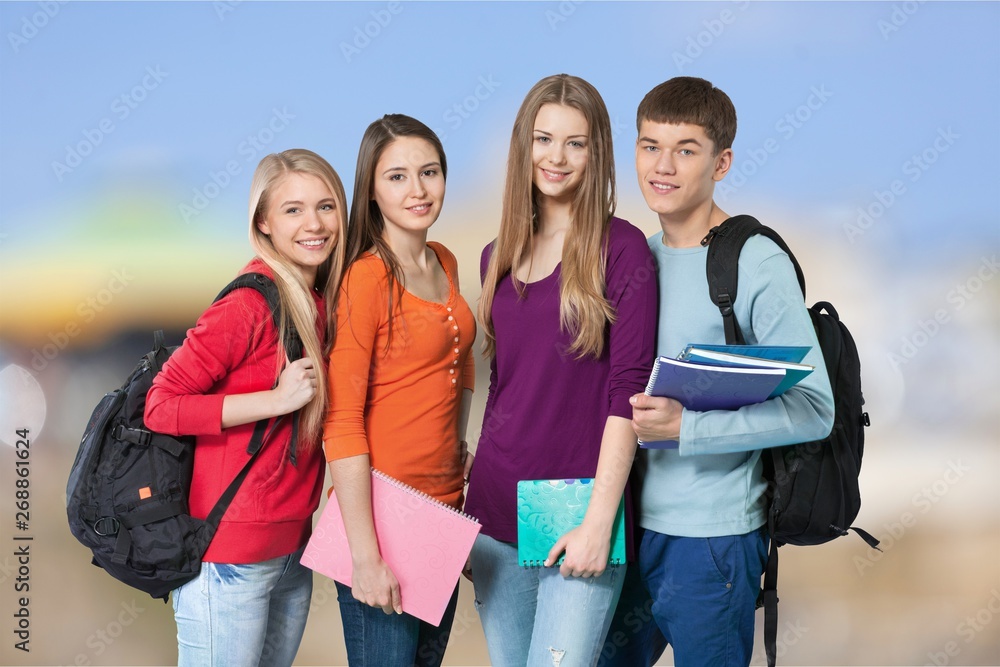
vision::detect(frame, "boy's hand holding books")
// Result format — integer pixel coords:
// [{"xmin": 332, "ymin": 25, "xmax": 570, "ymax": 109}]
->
[{"xmin": 630, "ymin": 393, "xmax": 682, "ymax": 447}]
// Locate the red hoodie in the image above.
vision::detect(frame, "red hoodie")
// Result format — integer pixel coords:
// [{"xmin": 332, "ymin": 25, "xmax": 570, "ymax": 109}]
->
[{"xmin": 145, "ymin": 259, "xmax": 325, "ymax": 563}]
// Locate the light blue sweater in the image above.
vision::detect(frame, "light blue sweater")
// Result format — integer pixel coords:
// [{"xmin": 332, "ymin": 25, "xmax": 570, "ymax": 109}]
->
[{"xmin": 638, "ymin": 232, "xmax": 834, "ymax": 538}]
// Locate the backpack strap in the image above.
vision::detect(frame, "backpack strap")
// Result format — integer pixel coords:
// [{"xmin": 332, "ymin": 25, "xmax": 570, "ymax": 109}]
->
[
  {"xmin": 703, "ymin": 215, "xmax": 807, "ymax": 345},
  {"xmin": 214, "ymin": 272, "xmax": 304, "ymax": 362},
  {"xmin": 703, "ymin": 215, "xmax": 807, "ymax": 667},
  {"xmin": 187, "ymin": 273, "xmax": 306, "ymax": 546},
  {"xmin": 215, "ymin": 272, "xmax": 304, "ymax": 466},
  {"xmin": 197, "ymin": 416, "xmax": 285, "ymax": 553},
  {"xmin": 762, "ymin": 525, "xmax": 780, "ymax": 667}
]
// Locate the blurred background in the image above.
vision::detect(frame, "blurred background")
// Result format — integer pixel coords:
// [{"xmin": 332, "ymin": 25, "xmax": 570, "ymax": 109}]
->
[{"xmin": 1, "ymin": 1, "xmax": 998, "ymax": 665}]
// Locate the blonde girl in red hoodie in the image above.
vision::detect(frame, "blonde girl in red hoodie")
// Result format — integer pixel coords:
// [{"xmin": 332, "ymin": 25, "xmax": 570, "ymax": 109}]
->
[{"xmin": 145, "ymin": 149, "xmax": 347, "ymax": 667}]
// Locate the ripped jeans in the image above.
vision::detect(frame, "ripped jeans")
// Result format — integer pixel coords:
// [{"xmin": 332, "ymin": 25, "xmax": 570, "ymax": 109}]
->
[{"xmin": 470, "ymin": 533, "xmax": 624, "ymax": 667}]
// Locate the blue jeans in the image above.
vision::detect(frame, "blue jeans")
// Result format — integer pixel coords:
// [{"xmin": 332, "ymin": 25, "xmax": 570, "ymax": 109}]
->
[
  {"xmin": 171, "ymin": 546, "xmax": 312, "ymax": 667},
  {"xmin": 335, "ymin": 580, "xmax": 458, "ymax": 667},
  {"xmin": 601, "ymin": 528, "xmax": 768, "ymax": 667},
  {"xmin": 470, "ymin": 533, "xmax": 624, "ymax": 667},
  {"xmin": 597, "ymin": 560, "xmax": 667, "ymax": 667}
]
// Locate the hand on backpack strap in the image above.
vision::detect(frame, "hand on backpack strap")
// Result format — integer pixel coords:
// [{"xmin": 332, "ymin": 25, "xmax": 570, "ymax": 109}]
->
[{"xmin": 273, "ymin": 357, "xmax": 318, "ymax": 415}]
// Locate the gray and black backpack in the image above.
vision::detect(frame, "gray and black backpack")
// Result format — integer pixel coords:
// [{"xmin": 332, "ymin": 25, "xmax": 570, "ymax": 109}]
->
[{"xmin": 66, "ymin": 273, "xmax": 299, "ymax": 600}]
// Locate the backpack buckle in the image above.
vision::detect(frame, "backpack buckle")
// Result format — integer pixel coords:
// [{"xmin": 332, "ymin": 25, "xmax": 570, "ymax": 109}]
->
[
  {"xmin": 717, "ymin": 291, "xmax": 734, "ymax": 316},
  {"xmin": 93, "ymin": 516, "xmax": 121, "ymax": 536},
  {"xmin": 112, "ymin": 424, "xmax": 151, "ymax": 447},
  {"xmin": 701, "ymin": 225, "xmax": 725, "ymax": 246}
]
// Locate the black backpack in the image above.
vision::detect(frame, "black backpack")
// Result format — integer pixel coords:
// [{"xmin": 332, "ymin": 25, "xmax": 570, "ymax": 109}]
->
[
  {"xmin": 66, "ymin": 273, "xmax": 301, "ymax": 601},
  {"xmin": 703, "ymin": 215, "xmax": 880, "ymax": 667}
]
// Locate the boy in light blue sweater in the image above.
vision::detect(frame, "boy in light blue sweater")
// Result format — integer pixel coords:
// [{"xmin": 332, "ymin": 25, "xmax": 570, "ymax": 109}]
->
[{"xmin": 600, "ymin": 78, "xmax": 834, "ymax": 667}]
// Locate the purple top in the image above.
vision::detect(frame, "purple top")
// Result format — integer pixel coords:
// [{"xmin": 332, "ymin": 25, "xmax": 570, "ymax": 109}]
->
[{"xmin": 464, "ymin": 216, "xmax": 658, "ymax": 543}]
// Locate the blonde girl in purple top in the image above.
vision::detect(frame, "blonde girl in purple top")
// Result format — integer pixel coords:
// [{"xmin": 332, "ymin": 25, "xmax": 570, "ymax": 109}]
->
[{"xmin": 464, "ymin": 74, "xmax": 657, "ymax": 666}]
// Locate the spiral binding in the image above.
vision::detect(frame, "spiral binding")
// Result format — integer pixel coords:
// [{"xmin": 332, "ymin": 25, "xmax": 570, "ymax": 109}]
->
[
  {"xmin": 637, "ymin": 360, "xmax": 665, "ymax": 448},
  {"xmin": 371, "ymin": 468, "xmax": 479, "ymax": 524},
  {"xmin": 643, "ymin": 357, "xmax": 664, "ymax": 395}
]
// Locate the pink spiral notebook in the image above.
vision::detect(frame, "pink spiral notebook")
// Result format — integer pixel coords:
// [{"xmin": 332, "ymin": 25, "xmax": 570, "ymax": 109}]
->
[{"xmin": 300, "ymin": 468, "xmax": 481, "ymax": 626}]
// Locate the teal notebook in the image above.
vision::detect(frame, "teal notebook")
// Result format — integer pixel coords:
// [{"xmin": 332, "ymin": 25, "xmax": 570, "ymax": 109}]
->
[
  {"xmin": 516, "ymin": 478, "xmax": 626, "ymax": 568},
  {"xmin": 679, "ymin": 344, "xmax": 810, "ymax": 364}
]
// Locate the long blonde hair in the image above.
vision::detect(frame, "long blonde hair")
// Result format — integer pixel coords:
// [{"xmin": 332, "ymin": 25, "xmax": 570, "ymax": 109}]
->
[
  {"xmin": 248, "ymin": 149, "xmax": 348, "ymax": 450},
  {"xmin": 479, "ymin": 74, "xmax": 617, "ymax": 359}
]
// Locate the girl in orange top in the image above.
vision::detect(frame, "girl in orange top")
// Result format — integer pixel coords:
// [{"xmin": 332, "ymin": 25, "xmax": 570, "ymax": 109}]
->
[{"xmin": 323, "ymin": 115, "xmax": 475, "ymax": 667}]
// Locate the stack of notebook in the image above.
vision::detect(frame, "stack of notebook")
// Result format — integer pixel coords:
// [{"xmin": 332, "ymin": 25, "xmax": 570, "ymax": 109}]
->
[{"xmin": 639, "ymin": 344, "xmax": 814, "ymax": 449}]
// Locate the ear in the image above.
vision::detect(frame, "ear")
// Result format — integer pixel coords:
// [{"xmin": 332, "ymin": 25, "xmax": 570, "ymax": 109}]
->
[
  {"xmin": 256, "ymin": 217, "xmax": 270, "ymax": 236},
  {"xmin": 713, "ymin": 148, "xmax": 734, "ymax": 182}
]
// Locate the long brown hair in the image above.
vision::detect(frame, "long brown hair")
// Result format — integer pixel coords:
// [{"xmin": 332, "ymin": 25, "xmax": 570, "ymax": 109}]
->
[
  {"xmin": 479, "ymin": 74, "xmax": 617, "ymax": 359},
  {"xmin": 345, "ymin": 114, "xmax": 447, "ymax": 351},
  {"xmin": 248, "ymin": 149, "xmax": 348, "ymax": 450}
]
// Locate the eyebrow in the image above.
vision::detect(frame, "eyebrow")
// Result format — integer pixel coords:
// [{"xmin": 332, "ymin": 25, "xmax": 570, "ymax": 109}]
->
[
  {"xmin": 638, "ymin": 136, "xmax": 703, "ymax": 147},
  {"xmin": 534, "ymin": 129, "xmax": 587, "ymax": 139},
  {"xmin": 382, "ymin": 161, "xmax": 441, "ymax": 176},
  {"xmin": 279, "ymin": 198, "xmax": 336, "ymax": 207}
]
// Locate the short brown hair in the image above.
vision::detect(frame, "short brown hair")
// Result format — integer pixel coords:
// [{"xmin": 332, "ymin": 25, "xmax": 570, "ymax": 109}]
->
[{"xmin": 636, "ymin": 77, "xmax": 737, "ymax": 154}]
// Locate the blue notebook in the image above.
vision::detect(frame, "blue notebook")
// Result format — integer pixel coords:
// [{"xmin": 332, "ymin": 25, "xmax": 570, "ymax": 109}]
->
[
  {"xmin": 638, "ymin": 356, "xmax": 785, "ymax": 449},
  {"xmin": 516, "ymin": 479, "xmax": 626, "ymax": 568},
  {"xmin": 679, "ymin": 347, "xmax": 814, "ymax": 399}
]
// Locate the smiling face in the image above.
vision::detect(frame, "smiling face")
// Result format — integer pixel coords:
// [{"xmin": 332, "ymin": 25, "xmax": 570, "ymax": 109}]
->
[
  {"xmin": 531, "ymin": 103, "xmax": 590, "ymax": 206},
  {"xmin": 371, "ymin": 136, "xmax": 445, "ymax": 236},
  {"xmin": 257, "ymin": 171, "xmax": 340, "ymax": 284},
  {"xmin": 635, "ymin": 119, "xmax": 732, "ymax": 226}
]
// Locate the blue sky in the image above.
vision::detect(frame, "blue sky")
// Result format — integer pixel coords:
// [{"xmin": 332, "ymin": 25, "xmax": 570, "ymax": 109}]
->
[{"xmin": 1, "ymin": 1, "xmax": 997, "ymax": 257}]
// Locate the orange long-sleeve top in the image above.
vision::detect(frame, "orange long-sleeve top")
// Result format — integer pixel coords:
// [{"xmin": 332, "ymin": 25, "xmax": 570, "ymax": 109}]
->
[{"xmin": 324, "ymin": 242, "xmax": 475, "ymax": 509}]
